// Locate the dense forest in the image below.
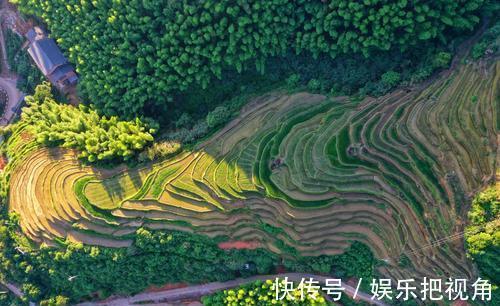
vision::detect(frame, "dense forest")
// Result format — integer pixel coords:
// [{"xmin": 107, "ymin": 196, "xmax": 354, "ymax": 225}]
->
[
  {"xmin": 465, "ymin": 185, "xmax": 499, "ymax": 301},
  {"xmin": 12, "ymin": 0, "xmax": 488, "ymax": 119},
  {"xmin": 0, "ymin": 0, "xmax": 497, "ymax": 305}
]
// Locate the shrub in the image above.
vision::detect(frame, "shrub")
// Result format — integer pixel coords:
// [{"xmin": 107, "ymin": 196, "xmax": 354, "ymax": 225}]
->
[
  {"xmin": 206, "ymin": 106, "xmax": 231, "ymax": 128},
  {"xmin": 471, "ymin": 19, "xmax": 500, "ymax": 59},
  {"xmin": 329, "ymin": 83, "xmax": 341, "ymax": 96},
  {"xmin": 471, "ymin": 41, "xmax": 488, "ymax": 59},
  {"xmin": 381, "ymin": 71, "xmax": 401, "ymax": 88},
  {"xmin": 165, "ymin": 121, "xmax": 210, "ymax": 144},
  {"xmin": 174, "ymin": 113, "xmax": 192, "ymax": 129},
  {"xmin": 5, "ymin": 29, "xmax": 22, "ymax": 69},
  {"xmin": 22, "ymin": 283, "xmax": 41, "ymax": 300},
  {"xmin": 306, "ymin": 79, "xmax": 321, "ymax": 92},
  {"xmin": 371, "ymin": 82, "xmax": 391, "ymax": 96},
  {"xmin": 40, "ymin": 296, "xmax": 70, "ymax": 306},
  {"xmin": 139, "ymin": 140, "xmax": 181, "ymax": 162},
  {"xmin": 185, "ymin": 121, "xmax": 210, "ymax": 142},
  {"xmin": 285, "ymin": 74, "xmax": 300, "ymax": 89},
  {"xmin": 433, "ymin": 52, "xmax": 452, "ymax": 69},
  {"xmin": 0, "ymin": 125, "xmax": 12, "ymax": 137},
  {"xmin": 411, "ymin": 66, "xmax": 433, "ymax": 83}
]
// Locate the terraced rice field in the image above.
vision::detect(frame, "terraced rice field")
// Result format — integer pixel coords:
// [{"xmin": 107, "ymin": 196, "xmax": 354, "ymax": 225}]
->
[{"xmin": 9, "ymin": 61, "xmax": 499, "ymax": 281}]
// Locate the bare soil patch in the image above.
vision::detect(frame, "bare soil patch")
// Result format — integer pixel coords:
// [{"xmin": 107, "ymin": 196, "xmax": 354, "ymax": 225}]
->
[{"xmin": 218, "ymin": 240, "xmax": 261, "ymax": 250}]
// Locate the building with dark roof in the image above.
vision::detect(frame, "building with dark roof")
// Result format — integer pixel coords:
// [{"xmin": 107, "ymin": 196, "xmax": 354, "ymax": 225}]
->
[{"xmin": 26, "ymin": 27, "xmax": 78, "ymax": 92}]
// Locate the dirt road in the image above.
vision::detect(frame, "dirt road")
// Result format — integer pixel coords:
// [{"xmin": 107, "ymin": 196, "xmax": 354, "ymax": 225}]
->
[
  {"xmin": 0, "ymin": 76, "xmax": 22, "ymax": 125},
  {"xmin": 1, "ymin": 282, "xmax": 23, "ymax": 298},
  {"xmin": 0, "ymin": 281, "xmax": 35, "ymax": 306},
  {"xmin": 0, "ymin": 25, "xmax": 9, "ymax": 74},
  {"xmin": 0, "ymin": 5, "xmax": 24, "ymax": 125},
  {"xmin": 79, "ymin": 273, "xmax": 387, "ymax": 306}
]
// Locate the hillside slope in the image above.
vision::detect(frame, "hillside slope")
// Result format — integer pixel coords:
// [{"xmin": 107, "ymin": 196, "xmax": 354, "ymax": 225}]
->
[{"xmin": 9, "ymin": 60, "xmax": 499, "ymax": 283}]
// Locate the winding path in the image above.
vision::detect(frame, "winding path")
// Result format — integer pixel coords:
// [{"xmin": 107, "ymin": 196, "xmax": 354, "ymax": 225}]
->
[
  {"xmin": 0, "ymin": 6, "xmax": 24, "ymax": 125},
  {"xmin": 0, "ymin": 25, "xmax": 9, "ymax": 74},
  {"xmin": 0, "ymin": 282, "xmax": 23, "ymax": 298},
  {"xmin": 0, "ymin": 76, "xmax": 22, "ymax": 125},
  {"xmin": 78, "ymin": 273, "xmax": 388, "ymax": 306}
]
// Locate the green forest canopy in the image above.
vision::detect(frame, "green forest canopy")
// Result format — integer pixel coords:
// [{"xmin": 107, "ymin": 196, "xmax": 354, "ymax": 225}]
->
[
  {"xmin": 22, "ymin": 83, "xmax": 155, "ymax": 162},
  {"xmin": 465, "ymin": 184, "xmax": 499, "ymax": 285},
  {"xmin": 12, "ymin": 0, "xmax": 486, "ymax": 118},
  {"xmin": 202, "ymin": 279, "xmax": 329, "ymax": 305}
]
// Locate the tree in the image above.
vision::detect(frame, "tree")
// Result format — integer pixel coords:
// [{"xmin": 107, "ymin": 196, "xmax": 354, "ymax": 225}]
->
[
  {"xmin": 206, "ymin": 106, "xmax": 231, "ymax": 128},
  {"xmin": 465, "ymin": 184, "xmax": 499, "ymax": 284},
  {"xmin": 286, "ymin": 74, "xmax": 301, "ymax": 89},
  {"xmin": 12, "ymin": 0, "xmax": 486, "ymax": 119},
  {"xmin": 21, "ymin": 83, "xmax": 155, "ymax": 162},
  {"xmin": 433, "ymin": 52, "xmax": 452, "ymax": 69},
  {"xmin": 307, "ymin": 79, "xmax": 322, "ymax": 92},
  {"xmin": 40, "ymin": 296, "xmax": 70, "ymax": 306},
  {"xmin": 381, "ymin": 71, "xmax": 401, "ymax": 88}
]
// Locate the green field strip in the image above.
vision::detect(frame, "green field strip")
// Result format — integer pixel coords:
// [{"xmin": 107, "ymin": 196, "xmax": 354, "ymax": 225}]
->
[
  {"xmin": 363, "ymin": 114, "xmax": 428, "ymax": 208},
  {"xmin": 284, "ymin": 127, "xmax": 318, "ymax": 186},
  {"xmin": 73, "ymin": 176, "xmax": 121, "ymax": 224},
  {"xmin": 406, "ymin": 148, "xmax": 448, "ymax": 204},
  {"xmin": 148, "ymin": 165, "xmax": 182, "ymax": 199},
  {"xmin": 302, "ymin": 131, "xmax": 319, "ymax": 180},
  {"xmin": 147, "ymin": 152, "xmax": 201, "ymax": 200},
  {"xmin": 234, "ymin": 145, "xmax": 259, "ymax": 192},
  {"xmin": 225, "ymin": 154, "xmax": 246, "ymax": 195},
  {"xmin": 71, "ymin": 219, "xmax": 135, "ymax": 237},
  {"xmin": 378, "ymin": 102, "xmax": 414, "ymax": 163},
  {"xmin": 213, "ymin": 155, "xmax": 245, "ymax": 199},
  {"xmin": 171, "ymin": 174, "xmax": 223, "ymax": 210},
  {"xmin": 200, "ymin": 153, "xmax": 234, "ymax": 200},
  {"xmin": 369, "ymin": 105, "xmax": 447, "ymax": 204},
  {"xmin": 364, "ymin": 111, "xmax": 420, "ymax": 178},
  {"xmin": 83, "ymin": 164, "xmax": 153, "ymax": 210},
  {"xmin": 255, "ymin": 131, "xmax": 331, "ymax": 207},
  {"xmin": 165, "ymin": 183, "xmax": 205, "ymax": 202},
  {"xmin": 128, "ymin": 170, "xmax": 159, "ymax": 200},
  {"xmin": 251, "ymin": 129, "xmax": 276, "ymax": 189},
  {"xmin": 289, "ymin": 130, "xmax": 323, "ymax": 188}
]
